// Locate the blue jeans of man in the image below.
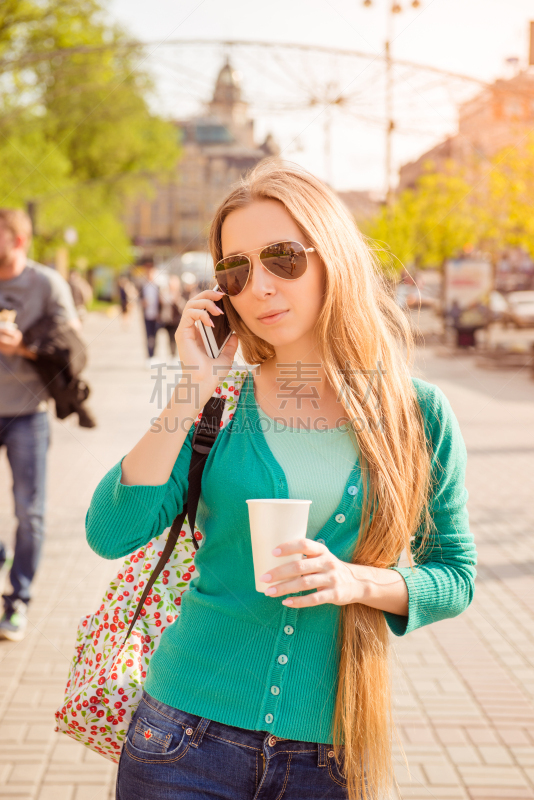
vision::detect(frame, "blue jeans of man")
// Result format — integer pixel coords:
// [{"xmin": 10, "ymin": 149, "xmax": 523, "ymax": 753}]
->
[
  {"xmin": 117, "ymin": 691, "xmax": 350, "ymax": 800},
  {"xmin": 0, "ymin": 411, "xmax": 49, "ymax": 610}
]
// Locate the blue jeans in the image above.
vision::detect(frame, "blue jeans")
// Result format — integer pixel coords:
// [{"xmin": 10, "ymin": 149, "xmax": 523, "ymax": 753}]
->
[
  {"xmin": 117, "ymin": 692, "xmax": 349, "ymax": 799},
  {"xmin": 0, "ymin": 412, "xmax": 49, "ymax": 608}
]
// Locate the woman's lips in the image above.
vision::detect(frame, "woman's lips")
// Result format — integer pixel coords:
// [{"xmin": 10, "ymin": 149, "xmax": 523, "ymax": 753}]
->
[{"xmin": 257, "ymin": 310, "xmax": 288, "ymax": 325}]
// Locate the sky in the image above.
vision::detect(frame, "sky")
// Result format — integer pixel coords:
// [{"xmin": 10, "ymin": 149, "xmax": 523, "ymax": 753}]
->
[{"xmin": 109, "ymin": 0, "xmax": 534, "ymax": 193}]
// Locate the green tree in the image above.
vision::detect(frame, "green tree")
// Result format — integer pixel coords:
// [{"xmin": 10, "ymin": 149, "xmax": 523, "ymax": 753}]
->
[
  {"xmin": 0, "ymin": 0, "xmax": 180, "ymax": 267},
  {"xmin": 365, "ymin": 162, "xmax": 479, "ymax": 274},
  {"xmin": 365, "ymin": 134, "xmax": 534, "ymax": 276},
  {"xmin": 483, "ymin": 137, "xmax": 534, "ymax": 259}
]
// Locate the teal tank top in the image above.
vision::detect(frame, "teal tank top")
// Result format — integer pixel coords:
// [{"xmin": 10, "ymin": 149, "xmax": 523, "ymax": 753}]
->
[{"xmin": 255, "ymin": 405, "xmax": 358, "ymax": 538}]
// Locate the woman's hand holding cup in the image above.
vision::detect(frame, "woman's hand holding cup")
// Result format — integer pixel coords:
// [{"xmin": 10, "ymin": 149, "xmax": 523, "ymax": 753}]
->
[
  {"xmin": 0, "ymin": 310, "xmax": 22, "ymax": 356},
  {"xmin": 261, "ymin": 538, "xmax": 368, "ymax": 608}
]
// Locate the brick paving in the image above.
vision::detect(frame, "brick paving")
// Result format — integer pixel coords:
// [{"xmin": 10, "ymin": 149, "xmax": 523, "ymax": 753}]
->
[
  {"xmin": 391, "ymin": 349, "xmax": 534, "ymax": 800},
  {"xmin": 0, "ymin": 311, "xmax": 533, "ymax": 800}
]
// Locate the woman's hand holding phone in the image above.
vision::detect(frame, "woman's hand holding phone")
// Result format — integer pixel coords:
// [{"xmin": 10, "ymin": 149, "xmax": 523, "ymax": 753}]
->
[
  {"xmin": 175, "ymin": 289, "xmax": 238, "ymax": 408},
  {"xmin": 121, "ymin": 289, "xmax": 237, "ymax": 488}
]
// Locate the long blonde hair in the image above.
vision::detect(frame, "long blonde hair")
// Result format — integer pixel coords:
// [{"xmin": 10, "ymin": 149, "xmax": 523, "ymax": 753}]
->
[{"xmin": 209, "ymin": 160, "xmax": 431, "ymax": 800}]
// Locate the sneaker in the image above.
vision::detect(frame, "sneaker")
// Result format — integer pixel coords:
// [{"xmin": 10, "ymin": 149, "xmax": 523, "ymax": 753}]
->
[{"xmin": 0, "ymin": 600, "xmax": 28, "ymax": 642}]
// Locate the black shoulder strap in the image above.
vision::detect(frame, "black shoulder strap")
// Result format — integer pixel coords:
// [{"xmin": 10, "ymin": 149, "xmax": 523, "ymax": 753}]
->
[
  {"xmin": 125, "ymin": 395, "xmax": 225, "ymax": 640},
  {"xmin": 187, "ymin": 395, "xmax": 225, "ymax": 541}
]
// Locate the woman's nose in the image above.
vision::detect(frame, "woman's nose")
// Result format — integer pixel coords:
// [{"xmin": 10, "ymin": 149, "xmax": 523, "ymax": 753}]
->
[{"xmin": 248, "ymin": 254, "xmax": 275, "ymax": 297}]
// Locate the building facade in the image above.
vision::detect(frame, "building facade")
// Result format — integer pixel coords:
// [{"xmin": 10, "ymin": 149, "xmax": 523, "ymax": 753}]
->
[
  {"xmin": 336, "ymin": 190, "xmax": 381, "ymax": 225},
  {"xmin": 125, "ymin": 60, "xmax": 279, "ymax": 263},
  {"xmin": 399, "ymin": 71, "xmax": 534, "ymax": 191}
]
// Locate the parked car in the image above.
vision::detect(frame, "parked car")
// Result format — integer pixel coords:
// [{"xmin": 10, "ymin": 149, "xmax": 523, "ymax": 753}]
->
[
  {"xmin": 395, "ymin": 282, "xmax": 439, "ymax": 310},
  {"xmin": 505, "ymin": 291, "xmax": 534, "ymax": 328},
  {"xmin": 180, "ymin": 251, "xmax": 213, "ymax": 289},
  {"xmin": 488, "ymin": 290, "xmax": 509, "ymax": 323}
]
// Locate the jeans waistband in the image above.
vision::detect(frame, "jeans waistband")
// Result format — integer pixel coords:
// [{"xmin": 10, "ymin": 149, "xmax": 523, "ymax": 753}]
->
[{"xmin": 141, "ymin": 691, "xmax": 334, "ymax": 753}]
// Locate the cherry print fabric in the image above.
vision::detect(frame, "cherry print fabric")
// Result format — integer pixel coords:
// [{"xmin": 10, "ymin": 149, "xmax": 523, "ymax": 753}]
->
[{"xmin": 54, "ymin": 371, "xmax": 246, "ymax": 762}]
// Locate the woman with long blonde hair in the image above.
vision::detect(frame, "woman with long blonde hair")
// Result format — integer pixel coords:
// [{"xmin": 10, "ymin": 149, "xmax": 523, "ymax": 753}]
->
[{"xmin": 87, "ymin": 160, "xmax": 476, "ymax": 799}]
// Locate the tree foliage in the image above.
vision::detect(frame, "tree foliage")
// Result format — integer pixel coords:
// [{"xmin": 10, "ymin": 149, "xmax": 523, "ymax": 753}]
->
[
  {"xmin": 365, "ymin": 136, "xmax": 534, "ymax": 273},
  {"xmin": 0, "ymin": 0, "xmax": 180, "ymax": 267}
]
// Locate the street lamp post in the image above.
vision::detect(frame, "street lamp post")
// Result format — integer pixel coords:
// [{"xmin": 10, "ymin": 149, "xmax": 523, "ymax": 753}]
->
[{"xmin": 363, "ymin": 1, "xmax": 422, "ymax": 206}]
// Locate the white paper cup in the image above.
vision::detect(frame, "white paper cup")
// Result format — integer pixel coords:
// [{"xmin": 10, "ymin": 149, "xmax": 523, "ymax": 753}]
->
[{"xmin": 246, "ymin": 499, "xmax": 312, "ymax": 593}]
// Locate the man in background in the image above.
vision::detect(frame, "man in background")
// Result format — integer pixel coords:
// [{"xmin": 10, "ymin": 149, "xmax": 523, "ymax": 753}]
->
[
  {"xmin": 68, "ymin": 269, "xmax": 93, "ymax": 321},
  {"xmin": 0, "ymin": 208, "xmax": 79, "ymax": 641},
  {"xmin": 139, "ymin": 257, "xmax": 161, "ymax": 367},
  {"xmin": 158, "ymin": 274, "xmax": 185, "ymax": 361}
]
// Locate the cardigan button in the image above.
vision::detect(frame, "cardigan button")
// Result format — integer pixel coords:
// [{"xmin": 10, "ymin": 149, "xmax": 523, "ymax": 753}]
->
[
  {"xmin": 347, "ymin": 485, "xmax": 358, "ymax": 496},
  {"xmin": 277, "ymin": 654, "xmax": 288, "ymax": 665},
  {"xmin": 283, "ymin": 625, "xmax": 294, "ymax": 635},
  {"xmin": 265, "ymin": 713, "xmax": 274, "ymax": 724},
  {"xmin": 317, "ymin": 538, "xmax": 325, "ymax": 545},
  {"xmin": 335, "ymin": 514, "xmax": 346, "ymax": 524},
  {"xmin": 271, "ymin": 685, "xmax": 280, "ymax": 696}
]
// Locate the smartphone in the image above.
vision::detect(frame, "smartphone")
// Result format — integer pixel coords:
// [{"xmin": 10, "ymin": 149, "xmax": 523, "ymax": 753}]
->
[{"xmin": 196, "ymin": 297, "xmax": 233, "ymax": 358}]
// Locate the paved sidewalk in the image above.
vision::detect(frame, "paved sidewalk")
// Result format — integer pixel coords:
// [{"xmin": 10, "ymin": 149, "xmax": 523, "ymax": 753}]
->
[
  {"xmin": 392, "ymin": 349, "xmax": 534, "ymax": 799},
  {"xmin": 0, "ymin": 311, "xmax": 533, "ymax": 800}
]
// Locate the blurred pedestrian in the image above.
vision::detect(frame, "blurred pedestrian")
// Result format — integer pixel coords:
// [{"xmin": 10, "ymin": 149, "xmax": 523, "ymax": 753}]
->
[
  {"xmin": 139, "ymin": 258, "xmax": 160, "ymax": 366},
  {"xmin": 158, "ymin": 274, "xmax": 185, "ymax": 360},
  {"xmin": 68, "ymin": 269, "xmax": 93, "ymax": 321},
  {"xmin": 0, "ymin": 208, "xmax": 79, "ymax": 641},
  {"xmin": 448, "ymin": 299, "xmax": 461, "ymax": 330},
  {"xmin": 118, "ymin": 275, "xmax": 138, "ymax": 331},
  {"xmin": 180, "ymin": 270, "xmax": 199, "ymax": 301}
]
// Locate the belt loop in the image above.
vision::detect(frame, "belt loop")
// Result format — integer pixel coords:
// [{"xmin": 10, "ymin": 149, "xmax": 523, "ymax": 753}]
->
[
  {"xmin": 190, "ymin": 717, "xmax": 210, "ymax": 748},
  {"xmin": 317, "ymin": 743, "xmax": 327, "ymax": 768}
]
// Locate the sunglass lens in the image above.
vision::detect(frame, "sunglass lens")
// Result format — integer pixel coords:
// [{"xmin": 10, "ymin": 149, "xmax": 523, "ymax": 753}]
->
[
  {"xmin": 215, "ymin": 255, "xmax": 251, "ymax": 296},
  {"xmin": 260, "ymin": 242, "xmax": 308, "ymax": 280}
]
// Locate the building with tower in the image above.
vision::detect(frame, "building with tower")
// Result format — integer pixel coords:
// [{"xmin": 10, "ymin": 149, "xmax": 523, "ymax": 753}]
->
[{"xmin": 124, "ymin": 60, "xmax": 279, "ymax": 263}]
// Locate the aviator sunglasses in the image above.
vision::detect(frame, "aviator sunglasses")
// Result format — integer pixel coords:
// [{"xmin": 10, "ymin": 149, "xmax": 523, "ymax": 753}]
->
[{"xmin": 214, "ymin": 240, "xmax": 315, "ymax": 297}]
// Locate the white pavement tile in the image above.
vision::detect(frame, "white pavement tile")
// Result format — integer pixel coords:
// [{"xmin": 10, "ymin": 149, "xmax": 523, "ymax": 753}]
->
[
  {"xmin": 479, "ymin": 745, "xmax": 515, "ymax": 766},
  {"xmin": 423, "ymin": 763, "xmax": 462, "ymax": 786},
  {"xmin": 457, "ymin": 764, "xmax": 530, "ymax": 787},
  {"xmin": 36, "ymin": 788, "xmax": 74, "ymax": 800},
  {"xmin": 445, "ymin": 746, "xmax": 482, "ymax": 765}
]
